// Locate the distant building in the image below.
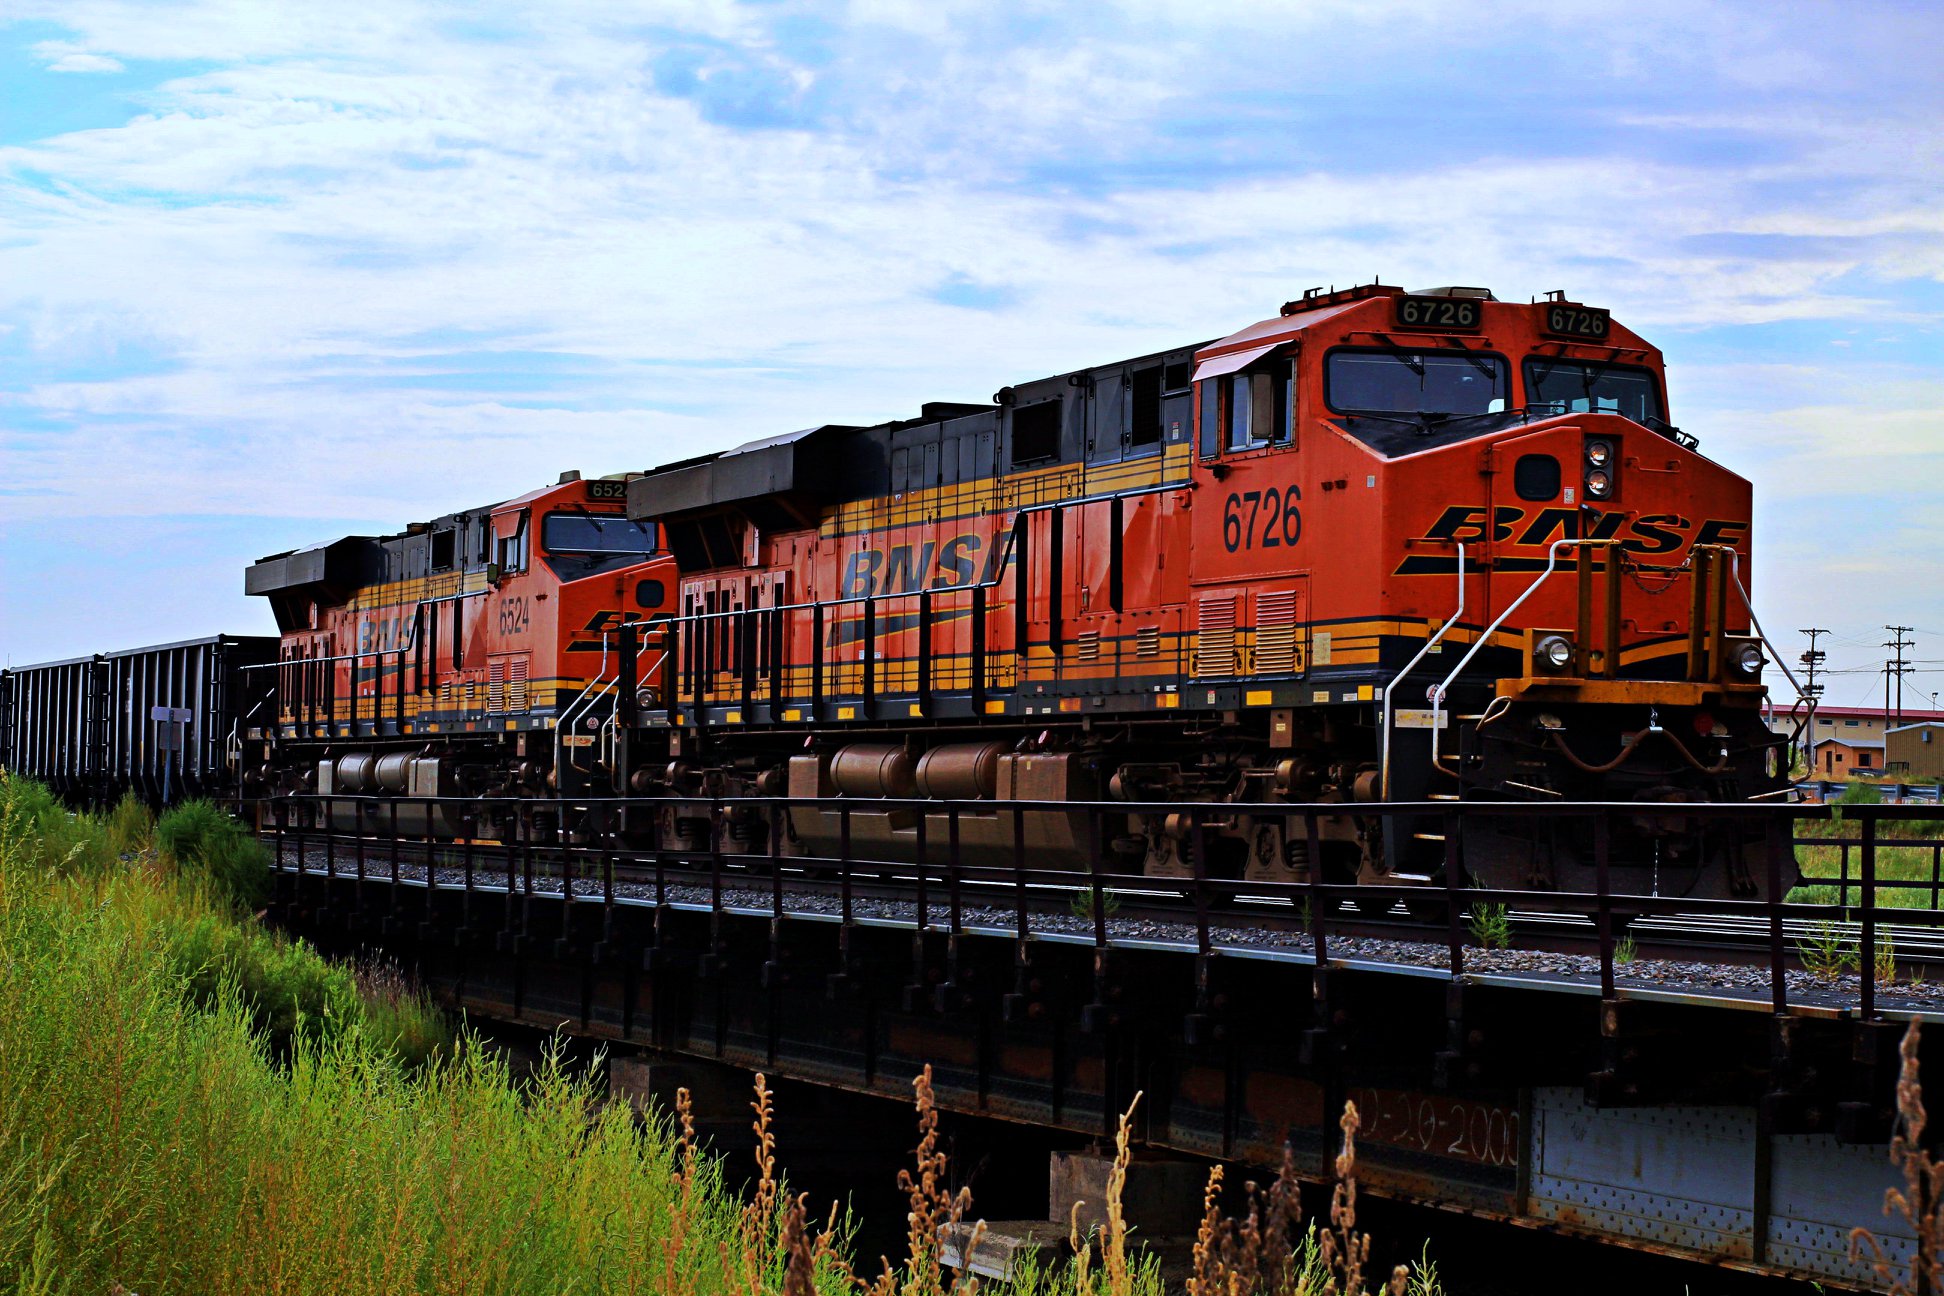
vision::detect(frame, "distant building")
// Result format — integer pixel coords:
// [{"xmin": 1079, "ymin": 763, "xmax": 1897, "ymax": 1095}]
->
[
  {"xmin": 1887, "ymin": 722, "xmax": 1944, "ymax": 781},
  {"xmin": 1768, "ymin": 704, "xmax": 1944, "ymax": 748},
  {"xmin": 1809, "ymin": 736, "xmax": 1885, "ymax": 778}
]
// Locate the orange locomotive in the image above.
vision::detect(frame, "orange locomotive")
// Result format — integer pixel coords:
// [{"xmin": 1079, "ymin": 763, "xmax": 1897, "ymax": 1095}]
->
[
  {"xmin": 244, "ymin": 283, "xmax": 1796, "ymax": 899},
  {"xmin": 617, "ymin": 284, "xmax": 1791, "ymax": 899},
  {"xmin": 246, "ymin": 475, "xmax": 677, "ymax": 834}
]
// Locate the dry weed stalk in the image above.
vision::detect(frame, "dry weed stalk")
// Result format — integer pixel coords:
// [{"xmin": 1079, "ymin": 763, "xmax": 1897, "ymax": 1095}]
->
[
  {"xmin": 673, "ymin": 1085, "xmax": 698, "ymax": 1191},
  {"xmin": 727, "ymin": 1072, "xmax": 782, "ymax": 1296},
  {"xmin": 1851, "ymin": 1021, "xmax": 1944, "ymax": 1293},
  {"xmin": 1102, "ymin": 1091, "xmax": 1144, "ymax": 1291},
  {"xmin": 661, "ymin": 1086, "xmax": 700, "ymax": 1296},
  {"xmin": 1186, "ymin": 1163, "xmax": 1225, "ymax": 1296},
  {"xmin": 1187, "ymin": 1099, "xmax": 1408, "ymax": 1295},
  {"xmin": 830, "ymin": 1065, "xmax": 980, "ymax": 1296},
  {"xmin": 1186, "ymin": 1142, "xmax": 1303, "ymax": 1295},
  {"xmin": 1323, "ymin": 1103, "xmax": 1409, "ymax": 1295},
  {"xmin": 1069, "ymin": 1198, "xmax": 1094, "ymax": 1291},
  {"xmin": 899, "ymin": 1064, "xmax": 979, "ymax": 1295},
  {"xmin": 779, "ymin": 1191, "xmax": 818, "ymax": 1296},
  {"xmin": 747, "ymin": 1073, "xmax": 780, "ymax": 1235}
]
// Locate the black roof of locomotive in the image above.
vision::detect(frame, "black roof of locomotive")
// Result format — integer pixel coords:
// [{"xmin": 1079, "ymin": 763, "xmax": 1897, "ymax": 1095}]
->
[{"xmin": 623, "ymin": 347, "xmax": 1203, "ymax": 530}]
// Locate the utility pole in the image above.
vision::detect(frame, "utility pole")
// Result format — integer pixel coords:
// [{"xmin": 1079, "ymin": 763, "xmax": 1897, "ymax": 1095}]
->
[
  {"xmin": 1795, "ymin": 628, "xmax": 1828, "ymax": 779},
  {"xmin": 1797, "ymin": 628, "xmax": 1827, "ymax": 706},
  {"xmin": 1885, "ymin": 625, "xmax": 1915, "ymax": 731}
]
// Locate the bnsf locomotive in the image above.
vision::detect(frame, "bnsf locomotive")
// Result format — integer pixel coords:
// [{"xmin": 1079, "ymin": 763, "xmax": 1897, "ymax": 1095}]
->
[{"xmin": 234, "ymin": 284, "xmax": 1793, "ymax": 899}]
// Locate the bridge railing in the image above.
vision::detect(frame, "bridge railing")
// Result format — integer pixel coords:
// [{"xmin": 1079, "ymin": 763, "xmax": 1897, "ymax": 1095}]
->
[{"xmin": 251, "ymin": 792, "xmax": 1944, "ymax": 1025}]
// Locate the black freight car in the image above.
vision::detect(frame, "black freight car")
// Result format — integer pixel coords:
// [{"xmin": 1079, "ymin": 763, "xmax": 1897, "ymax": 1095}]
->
[{"xmin": 1, "ymin": 635, "xmax": 277, "ymax": 805}]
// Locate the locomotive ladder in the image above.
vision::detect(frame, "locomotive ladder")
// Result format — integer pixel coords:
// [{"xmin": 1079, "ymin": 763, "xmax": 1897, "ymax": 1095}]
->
[{"xmin": 87, "ymin": 654, "xmax": 111, "ymax": 803}]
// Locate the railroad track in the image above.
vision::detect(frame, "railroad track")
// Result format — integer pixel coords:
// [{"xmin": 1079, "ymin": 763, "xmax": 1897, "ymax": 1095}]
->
[{"xmin": 264, "ymin": 830, "xmax": 1944, "ymax": 975}]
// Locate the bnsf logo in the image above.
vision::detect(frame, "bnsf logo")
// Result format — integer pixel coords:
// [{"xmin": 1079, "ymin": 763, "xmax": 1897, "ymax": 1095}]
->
[
  {"xmin": 1420, "ymin": 505, "xmax": 1746, "ymax": 552},
  {"xmin": 839, "ymin": 532, "xmax": 1014, "ymax": 599},
  {"xmin": 1395, "ymin": 506, "xmax": 1747, "ymax": 575}
]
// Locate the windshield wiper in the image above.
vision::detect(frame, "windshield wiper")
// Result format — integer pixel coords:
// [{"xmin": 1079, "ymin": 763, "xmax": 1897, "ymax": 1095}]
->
[
  {"xmin": 1441, "ymin": 339, "xmax": 1500, "ymax": 384},
  {"xmin": 566, "ymin": 501, "xmax": 608, "ymax": 530},
  {"xmin": 1366, "ymin": 333, "xmax": 1426, "ymax": 377}
]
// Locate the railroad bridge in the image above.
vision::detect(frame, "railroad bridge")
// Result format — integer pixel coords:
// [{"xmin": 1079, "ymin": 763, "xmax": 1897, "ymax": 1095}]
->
[{"xmin": 260, "ymin": 793, "xmax": 1943, "ymax": 1289}]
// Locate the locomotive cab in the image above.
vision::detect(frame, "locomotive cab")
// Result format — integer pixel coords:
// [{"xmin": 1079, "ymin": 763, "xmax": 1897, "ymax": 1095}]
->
[
  {"xmin": 248, "ymin": 473, "xmax": 674, "ymax": 836},
  {"xmin": 1179, "ymin": 284, "xmax": 1786, "ymax": 896}
]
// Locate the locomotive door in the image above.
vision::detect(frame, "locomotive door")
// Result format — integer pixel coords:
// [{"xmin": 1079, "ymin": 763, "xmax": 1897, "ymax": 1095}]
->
[{"xmin": 1073, "ymin": 489, "xmax": 1135, "ymax": 687}]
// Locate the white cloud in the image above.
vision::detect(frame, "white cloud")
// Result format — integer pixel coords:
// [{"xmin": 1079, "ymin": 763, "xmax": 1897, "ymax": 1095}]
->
[
  {"xmin": 2, "ymin": 0, "xmax": 1943, "ymax": 667},
  {"xmin": 43, "ymin": 51, "xmax": 125, "ymax": 73}
]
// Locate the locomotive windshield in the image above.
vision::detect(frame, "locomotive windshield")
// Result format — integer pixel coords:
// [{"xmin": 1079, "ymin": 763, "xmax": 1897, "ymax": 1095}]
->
[
  {"xmin": 1325, "ymin": 350, "xmax": 1509, "ymax": 417},
  {"xmin": 1523, "ymin": 358, "xmax": 1664, "ymax": 424},
  {"xmin": 543, "ymin": 513, "xmax": 658, "ymax": 556},
  {"xmin": 541, "ymin": 512, "xmax": 659, "ymax": 580}
]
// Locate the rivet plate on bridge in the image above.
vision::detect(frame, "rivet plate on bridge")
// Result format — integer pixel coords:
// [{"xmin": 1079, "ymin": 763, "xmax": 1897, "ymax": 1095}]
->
[
  {"xmin": 1767, "ymin": 1133, "xmax": 1913, "ymax": 1284},
  {"xmin": 1531, "ymin": 1087, "xmax": 1756, "ymax": 1258}
]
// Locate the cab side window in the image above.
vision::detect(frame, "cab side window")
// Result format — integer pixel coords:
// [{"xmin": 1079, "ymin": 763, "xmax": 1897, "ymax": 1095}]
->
[
  {"xmin": 1225, "ymin": 365, "xmax": 1293, "ymax": 452},
  {"xmin": 1227, "ymin": 374, "xmax": 1254, "ymax": 449},
  {"xmin": 494, "ymin": 519, "xmax": 529, "ymax": 575}
]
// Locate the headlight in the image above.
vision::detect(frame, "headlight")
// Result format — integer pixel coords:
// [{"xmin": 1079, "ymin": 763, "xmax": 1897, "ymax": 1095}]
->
[
  {"xmin": 1731, "ymin": 642, "xmax": 1764, "ymax": 678},
  {"xmin": 1586, "ymin": 440, "xmax": 1612, "ymax": 467},
  {"xmin": 1585, "ymin": 468, "xmax": 1612, "ymax": 498},
  {"xmin": 1535, "ymin": 634, "xmax": 1575, "ymax": 672},
  {"xmin": 635, "ymin": 686, "xmax": 659, "ymax": 710}
]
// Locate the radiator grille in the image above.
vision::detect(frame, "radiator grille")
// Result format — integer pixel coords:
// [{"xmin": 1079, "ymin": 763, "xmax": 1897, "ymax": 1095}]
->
[
  {"xmin": 1194, "ymin": 596, "xmax": 1238, "ymax": 677},
  {"xmin": 487, "ymin": 656, "xmax": 530, "ymax": 714},
  {"xmin": 1255, "ymin": 589, "xmax": 1303, "ymax": 675},
  {"xmin": 1136, "ymin": 625, "xmax": 1161, "ymax": 658},
  {"xmin": 1074, "ymin": 630, "xmax": 1101, "ymax": 663},
  {"xmin": 507, "ymin": 656, "xmax": 529, "ymax": 713}
]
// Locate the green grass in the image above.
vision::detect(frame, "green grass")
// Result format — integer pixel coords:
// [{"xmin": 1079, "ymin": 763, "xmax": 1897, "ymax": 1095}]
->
[
  {"xmin": 0, "ymin": 775, "xmax": 807, "ymax": 1296},
  {"xmin": 1787, "ymin": 784, "xmax": 1944, "ymax": 909},
  {"xmin": 0, "ymin": 775, "xmax": 1443, "ymax": 1295}
]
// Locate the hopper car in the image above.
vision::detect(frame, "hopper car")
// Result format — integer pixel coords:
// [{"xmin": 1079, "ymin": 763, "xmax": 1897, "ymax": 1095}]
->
[{"xmin": 0, "ymin": 635, "xmax": 277, "ymax": 804}]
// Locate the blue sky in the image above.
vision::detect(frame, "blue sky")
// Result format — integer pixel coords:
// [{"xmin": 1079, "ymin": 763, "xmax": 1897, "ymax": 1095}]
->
[{"xmin": 2, "ymin": 0, "xmax": 1942, "ymax": 703}]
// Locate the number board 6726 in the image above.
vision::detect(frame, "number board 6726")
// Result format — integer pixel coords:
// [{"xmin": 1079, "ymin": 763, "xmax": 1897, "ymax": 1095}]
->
[
  {"xmin": 1394, "ymin": 295, "xmax": 1481, "ymax": 332},
  {"xmin": 1543, "ymin": 304, "xmax": 1611, "ymax": 339}
]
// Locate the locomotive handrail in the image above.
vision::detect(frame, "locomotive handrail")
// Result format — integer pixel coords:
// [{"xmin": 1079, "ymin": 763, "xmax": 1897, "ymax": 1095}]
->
[
  {"xmin": 661, "ymin": 478, "xmax": 1199, "ymax": 716},
  {"xmin": 556, "ymin": 628, "xmax": 620, "ymax": 780},
  {"xmin": 1724, "ymin": 549, "xmax": 1815, "ymax": 772},
  {"xmin": 1380, "ymin": 541, "xmax": 1465, "ymax": 798},
  {"xmin": 1426, "ymin": 537, "xmax": 1594, "ymax": 769}
]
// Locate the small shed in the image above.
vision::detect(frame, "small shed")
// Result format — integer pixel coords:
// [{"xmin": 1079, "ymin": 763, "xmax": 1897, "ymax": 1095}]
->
[
  {"xmin": 1887, "ymin": 722, "xmax": 1944, "ymax": 780},
  {"xmin": 1811, "ymin": 736, "xmax": 1885, "ymax": 778}
]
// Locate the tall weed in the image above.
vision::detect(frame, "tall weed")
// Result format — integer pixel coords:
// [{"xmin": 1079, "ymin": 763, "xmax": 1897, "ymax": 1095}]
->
[{"xmin": 157, "ymin": 799, "xmax": 270, "ymax": 910}]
